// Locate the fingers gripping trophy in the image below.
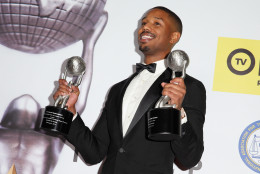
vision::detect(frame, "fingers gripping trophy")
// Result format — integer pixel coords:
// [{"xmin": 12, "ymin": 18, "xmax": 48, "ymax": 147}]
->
[
  {"xmin": 147, "ymin": 50, "xmax": 189, "ymax": 141},
  {"xmin": 41, "ymin": 56, "xmax": 86, "ymax": 135}
]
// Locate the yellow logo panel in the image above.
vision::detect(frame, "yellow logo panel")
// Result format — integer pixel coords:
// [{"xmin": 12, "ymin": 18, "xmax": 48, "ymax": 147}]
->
[{"xmin": 213, "ymin": 37, "xmax": 260, "ymax": 95}]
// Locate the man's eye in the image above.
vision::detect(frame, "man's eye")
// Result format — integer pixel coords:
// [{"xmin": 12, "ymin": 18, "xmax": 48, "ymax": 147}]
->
[
  {"xmin": 142, "ymin": 22, "xmax": 146, "ymax": 26},
  {"xmin": 155, "ymin": 22, "xmax": 160, "ymax": 26}
]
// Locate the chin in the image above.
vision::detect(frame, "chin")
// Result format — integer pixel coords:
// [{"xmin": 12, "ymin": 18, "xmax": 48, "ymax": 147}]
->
[{"xmin": 139, "ymin": 45, "xmax": 150, "ymax": 53}]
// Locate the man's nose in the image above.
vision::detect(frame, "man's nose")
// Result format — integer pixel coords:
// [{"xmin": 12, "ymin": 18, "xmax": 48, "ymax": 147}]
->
[{"xmin": 142, "ymin": 23, "xmax": 151, "ymax": 32}]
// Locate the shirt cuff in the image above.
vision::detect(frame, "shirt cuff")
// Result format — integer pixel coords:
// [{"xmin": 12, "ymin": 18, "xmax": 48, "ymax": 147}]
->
[
  {"xmin": 72, "ymin": 113, "xmax": 78, "ymax": 121},
  {"xmin": 181, "ymin": 108, "xmax": 187, "ymax": 125}
]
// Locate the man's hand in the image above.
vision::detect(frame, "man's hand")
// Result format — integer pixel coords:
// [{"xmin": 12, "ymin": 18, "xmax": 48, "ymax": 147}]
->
[
  {"xmin": 161, "ymin": 77, "xmax": 186, "ymax": 110},
  {"xmin": 53, "ymin": 79, "xmax": 80, "ymax": 114}
]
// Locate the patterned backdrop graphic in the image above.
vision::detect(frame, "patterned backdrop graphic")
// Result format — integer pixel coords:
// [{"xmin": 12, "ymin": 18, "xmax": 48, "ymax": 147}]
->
[{"xmin": 0, "ymin": 0, "xmax": 106, "ymax": 53}]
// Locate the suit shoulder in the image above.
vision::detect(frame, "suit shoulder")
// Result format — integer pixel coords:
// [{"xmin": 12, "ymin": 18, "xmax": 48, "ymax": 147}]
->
[
  {"xmin": 106, "ymin": 76, "xmax": 131, "ymax": 98},
  {"xmin": 185, "ymin": 74, "xmax": 205, "ymax": 90},
  {"xmin": 110, "ymin": 78, "xmax": 128, "ymax": 90}
]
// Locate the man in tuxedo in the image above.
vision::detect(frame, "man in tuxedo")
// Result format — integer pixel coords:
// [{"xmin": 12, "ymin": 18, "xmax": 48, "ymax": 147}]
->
[{"xmin": 55, "ymin": 6, "xmax": 206, "ymax": 174}]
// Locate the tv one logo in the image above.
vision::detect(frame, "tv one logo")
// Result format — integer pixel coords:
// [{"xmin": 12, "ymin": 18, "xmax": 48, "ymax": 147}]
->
[
  {"xmin": 213, "ymin": 38, "xmax": 260, "ymax": 96},
  {"xmin": 227, "ymin": 48, "xmax": 260, "ymax": 85}
]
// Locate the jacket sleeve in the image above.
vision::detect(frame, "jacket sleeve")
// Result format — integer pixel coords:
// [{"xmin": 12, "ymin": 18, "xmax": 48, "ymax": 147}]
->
[
  {"xmin": 66, "ymin": 93, "xmax": 112, "ymax": 165},
  {"xmin": 171, "ymin": 79, "xmax": 206, "ymax": 170}
]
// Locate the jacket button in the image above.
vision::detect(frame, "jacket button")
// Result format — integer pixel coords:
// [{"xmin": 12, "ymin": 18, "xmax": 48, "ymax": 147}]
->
[{"xmin": 118, "ymin": 148, "xmax": 125, "ymax": 153}]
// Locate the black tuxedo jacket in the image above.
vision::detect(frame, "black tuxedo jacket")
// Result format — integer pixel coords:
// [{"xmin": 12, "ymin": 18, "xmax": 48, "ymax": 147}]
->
[{"xmin": 67, "ymin": 68, "xmax": 206, "ymax": 174}]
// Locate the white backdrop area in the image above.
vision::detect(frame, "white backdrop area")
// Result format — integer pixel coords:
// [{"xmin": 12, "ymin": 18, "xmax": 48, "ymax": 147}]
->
[{"xmin": 0, "ymin": 0, "xmax": 260, "ymax": 174}]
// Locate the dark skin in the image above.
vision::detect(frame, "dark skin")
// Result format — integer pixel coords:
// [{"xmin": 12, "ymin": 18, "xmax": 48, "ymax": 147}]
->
[{"xmin": 54, "ymin": 8, "xmax": 186, "ymax": 114}]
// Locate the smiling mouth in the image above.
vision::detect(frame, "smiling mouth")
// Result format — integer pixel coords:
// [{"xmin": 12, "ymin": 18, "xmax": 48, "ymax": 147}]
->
[{"xmin": 139, "ymin": 31, "xmax": 156, "ymax": 42}]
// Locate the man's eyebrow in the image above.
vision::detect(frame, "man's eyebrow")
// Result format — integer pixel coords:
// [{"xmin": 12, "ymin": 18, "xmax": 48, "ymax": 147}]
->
[
  {"xmin": 141, "ymin": 16, "xmax": 164, "ymax": 21},
  {"xmin": 154, "ymin": 17, "xmax": 163, "ymax": 21}
]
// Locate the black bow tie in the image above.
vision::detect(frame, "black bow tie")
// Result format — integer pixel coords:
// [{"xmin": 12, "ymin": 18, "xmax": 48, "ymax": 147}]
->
[{"xmin": 136, "ymin": 63, "xmax": 156, "ymax": 73}]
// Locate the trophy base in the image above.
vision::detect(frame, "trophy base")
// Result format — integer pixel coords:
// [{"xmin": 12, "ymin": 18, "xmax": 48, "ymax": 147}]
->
[
  {"xmin": 147, "ymin": 108, "xmax": 181, "ymax": 141},
  {"xmin": 40, "ymin": 106, "xmax": 74, "ymax": 135}
]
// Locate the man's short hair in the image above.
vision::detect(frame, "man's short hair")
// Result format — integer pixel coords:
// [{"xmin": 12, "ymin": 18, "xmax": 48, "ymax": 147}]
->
[{"xmin": 152, "ymin": 6, "xmax": 183, "ymax": 35}]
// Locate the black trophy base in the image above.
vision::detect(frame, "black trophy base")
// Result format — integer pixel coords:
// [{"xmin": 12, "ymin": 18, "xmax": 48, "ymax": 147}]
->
[
  {"xmin": 147, "ymin": 108, "xmax": 181, "ymax": 141},
  {"xmin": 40, "ymin": 106, "xmax": 74, "ymax": 135}
]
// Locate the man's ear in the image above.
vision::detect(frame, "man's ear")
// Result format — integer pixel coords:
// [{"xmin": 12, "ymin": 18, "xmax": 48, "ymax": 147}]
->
[{"xmin": 170, "ymin": 32, "xmax": 181, "ymax": 44}]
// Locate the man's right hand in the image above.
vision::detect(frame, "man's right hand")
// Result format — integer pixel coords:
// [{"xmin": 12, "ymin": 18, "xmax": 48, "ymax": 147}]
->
[{"xmin": 53, "ymin": 79, "xmax": 80, "ymax": 115}]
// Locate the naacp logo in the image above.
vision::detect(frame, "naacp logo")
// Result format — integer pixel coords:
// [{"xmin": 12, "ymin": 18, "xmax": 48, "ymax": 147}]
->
[
  {"xmin": 239, "ymin": 121, "xmax": 260, "ymax": 173},
  {"xmin": 227, "ymin": 48, "xmax": 255, "ymax": 75}
]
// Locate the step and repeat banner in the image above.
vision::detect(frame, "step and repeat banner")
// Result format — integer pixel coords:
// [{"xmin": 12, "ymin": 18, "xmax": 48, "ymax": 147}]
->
[{"xmin": 0, "ymin": 0, "xmax": 260, "ymax": 174}]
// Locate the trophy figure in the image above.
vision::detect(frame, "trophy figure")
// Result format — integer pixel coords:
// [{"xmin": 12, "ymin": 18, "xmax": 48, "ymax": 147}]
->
[
  {"xmin": 41, "ymin": 56, "xmax": 86, "ymax": 135},
  {"xmin": 147, "ymin": 50, "xmax": 189, "ymax": 141}
]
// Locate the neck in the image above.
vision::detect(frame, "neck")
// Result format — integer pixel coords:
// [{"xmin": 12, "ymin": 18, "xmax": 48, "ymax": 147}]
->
[{"xmin": 144, "ymin": 52, "xmax": 169, "ymax": 64}]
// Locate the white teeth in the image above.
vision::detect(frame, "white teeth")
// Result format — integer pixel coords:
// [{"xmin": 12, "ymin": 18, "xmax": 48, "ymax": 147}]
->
[{"xmin": 141, "ymin": 35, "xmax": 153, "ymax": 39}]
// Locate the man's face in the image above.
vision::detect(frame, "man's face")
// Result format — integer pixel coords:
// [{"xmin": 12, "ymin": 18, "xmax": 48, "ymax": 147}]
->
[{"xmin": 138, "ymin": 9, "xmax": 176, "ymax": 55}]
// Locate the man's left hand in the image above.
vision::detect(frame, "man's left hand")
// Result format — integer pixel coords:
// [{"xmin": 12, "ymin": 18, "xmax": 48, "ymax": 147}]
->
[{"xmin": 161, "ymin": 77, "xmax": 186, "ymax": 110}]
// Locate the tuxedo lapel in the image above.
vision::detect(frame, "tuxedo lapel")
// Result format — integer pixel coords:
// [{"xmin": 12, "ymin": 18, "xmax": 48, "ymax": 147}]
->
[
  {"xmin": 117, "ymin": 72, "xmax": 139, "ymax": 136},
  {"xmin": 124, "ymin": 68, "xmax": 172, "ymax": 136}
]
